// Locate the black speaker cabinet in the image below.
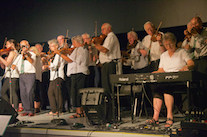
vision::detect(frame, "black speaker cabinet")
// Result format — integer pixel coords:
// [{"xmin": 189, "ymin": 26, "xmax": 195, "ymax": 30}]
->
[
  {"xmin": 181, "ymin": 121, "xmax": 207, "ymax": 137},
  {"xmin": 80, "ymin": 88, "xmax": 106, "ymax": 125},
  {"xmin": 0, "ymin": 97, "xmax": 18, "ymax": 124}
]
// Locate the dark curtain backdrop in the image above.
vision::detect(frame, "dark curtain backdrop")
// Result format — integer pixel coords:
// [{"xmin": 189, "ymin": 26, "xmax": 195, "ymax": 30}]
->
[{"xmin": 0, "ymin": 0, "xmax": 207, "ymax": 51}]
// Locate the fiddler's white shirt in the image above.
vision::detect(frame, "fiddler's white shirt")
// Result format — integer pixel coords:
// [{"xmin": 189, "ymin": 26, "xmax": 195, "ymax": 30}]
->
[
  {"xmin": 69, "ymin": 46, "xmax": 89, "ymax": 75},
  {"xmin": 99, "ymin": 32, "xmax": 121, "ymax": 64},
  {"xmin": 13, "ymin": 51, "xmax": 36, "ymax": 74},
  {"xmin": 49, "ymin": 54, "xmax": 65, "ymax": 81},
  {"xmin": 142, "ymin": 32, "xmax": 164, "ymax": 61}
]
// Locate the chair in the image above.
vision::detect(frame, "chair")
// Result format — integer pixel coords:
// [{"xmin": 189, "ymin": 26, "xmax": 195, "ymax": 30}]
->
[{"xmin": 115, "ymin": 84, "xmax": 148, "ymax": 122}]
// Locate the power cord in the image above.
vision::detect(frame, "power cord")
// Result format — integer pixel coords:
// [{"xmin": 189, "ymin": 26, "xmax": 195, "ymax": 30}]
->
[{"xmin": 141, "ymin": 82, "xmax": 165, "ymax": 118}]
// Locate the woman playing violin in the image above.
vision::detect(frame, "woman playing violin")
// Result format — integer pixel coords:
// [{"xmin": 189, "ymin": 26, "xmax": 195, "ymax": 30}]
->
[
  {"xmin": 54, "ymin": 35, "xmax": 89, "ymax": 118},
  {"xmin": 42, "ymin": 39, "xmax": 65, "ymax": 115},
  {"xmin": 0, "ymin": 39, "xmax": 20, "ymax": 112}
]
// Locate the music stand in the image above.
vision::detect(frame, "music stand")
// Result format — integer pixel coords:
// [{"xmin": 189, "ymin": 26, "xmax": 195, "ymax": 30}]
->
[{"xmin": 0, "ymin": 115, "xmax": 12, "ymax": 136}]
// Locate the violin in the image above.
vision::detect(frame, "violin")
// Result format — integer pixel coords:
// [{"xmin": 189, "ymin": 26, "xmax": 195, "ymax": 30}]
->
[
  {"xmin": 22, "ymin": 52, "xmax": 31, "ymax": 60},
  {"xmin": 184, "ymin": 29, "xmax": 192, "ymax": 42},
  {"xmin": 0, "ymin": 47, "xmax": 12, "ymax": 56},
  {"xmin": 151, "ymin": 32, "xmax": 162, "ymax": 42},
  {"xmin": 121, "ymin": 40, "xmax": 138, "ymax": 58},
  {"xmin": 92, "ymin": 34, "xmax": 106, "ymax": 45},
  {"xmin": 151, "ymin": 21, "xmax": 163, "ymax": 42},
  {"xmin": 59, "ymin": 47, "xmax": 75, "ymax": 55},
  {"xmin": 45, "ymin": 47, "xmax": 75, "ymax": 62},
  {"xmin": 191, "ymin": 26, "xmax": 202, "ymax": 35}
]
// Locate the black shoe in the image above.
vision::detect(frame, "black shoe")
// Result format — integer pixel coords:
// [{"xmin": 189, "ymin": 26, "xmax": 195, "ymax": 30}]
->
[{"xmin": 35, "ymin": 108, "xmax": 40, "ymax": 113}]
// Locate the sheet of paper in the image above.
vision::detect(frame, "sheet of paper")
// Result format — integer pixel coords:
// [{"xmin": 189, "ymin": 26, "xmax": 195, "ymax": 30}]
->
[{"xmin": 0, "ymin": 115, "xmax": 12, "ymax": 136}]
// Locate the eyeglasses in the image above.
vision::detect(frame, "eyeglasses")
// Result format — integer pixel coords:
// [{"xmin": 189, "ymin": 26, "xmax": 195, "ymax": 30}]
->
[{"xmin": 20, "ymin": 45, "xmax": 29, "ymax": 48}]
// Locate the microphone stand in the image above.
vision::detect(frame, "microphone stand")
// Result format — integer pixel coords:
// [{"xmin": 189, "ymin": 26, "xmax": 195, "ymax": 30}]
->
[{"xmin": 51, "ymin": 51, "xmax": 67, "ymax": 125}]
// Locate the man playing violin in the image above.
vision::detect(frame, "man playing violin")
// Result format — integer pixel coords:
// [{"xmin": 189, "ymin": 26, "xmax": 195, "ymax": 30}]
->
[
  {"xmin": 186, "ymin": 17, "xmax": 207, "ymax": 109},
  {"xmin": 0, "ymin": 39, "xmax": 20, "ymax": 112},
  {"xmin": 142, "ymin": 21, "xmax": 166, "ymax": 72},
  {"xmin": 12, "ymin": 40, "xmax": 36, "ymax": 116},
  {"xmin": 122, "ymin": 31, "xmax": 148, "ymax": 73},
  {"xmin": 94, "ymin": 23, "xmax": 121, "ymax": 121}
]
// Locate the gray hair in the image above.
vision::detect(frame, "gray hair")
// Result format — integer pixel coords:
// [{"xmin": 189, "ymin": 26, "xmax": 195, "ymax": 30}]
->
[
  {"xmin": 127, "ymin": 31, "xmax": 138, "ymax": 40},
  {"xmin": 48, "ymin": 39, "xmax": 59, "ymax": 46},
  {"xmin": 71, "ymin": 35, "xmax": 83, "ymax": 44},
  {"xmin": 162, "ymin": 32, "xmax": 177, "ymax": 44},
  {"xmin": 144, "ymin": 21, "xmax": 154, "ymax": 30},
  {"xmin": 82, "ymin": 33, "xmax": 90, "ymax": 38},
  {"xmin": 103, "ymin": 23, "xmax": 113, "ymax": 31}
]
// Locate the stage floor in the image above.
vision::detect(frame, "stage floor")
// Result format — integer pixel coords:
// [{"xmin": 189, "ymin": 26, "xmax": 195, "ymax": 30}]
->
[{"xmin": 3, "ymin": 109, "xmax": 184, "ymax": 137}]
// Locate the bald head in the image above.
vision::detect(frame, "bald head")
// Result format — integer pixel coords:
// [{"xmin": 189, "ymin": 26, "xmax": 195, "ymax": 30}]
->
[
  {"xmin": 191, "ymin": 17, "xmax": 203, "ymax": 28},
  {"xmin": 101, "ymin": 23, "xmax": 112, "ymax": 35},
  {"xmin": 20, "ymin": 40, "xmax": 30, "ymax": 48}
]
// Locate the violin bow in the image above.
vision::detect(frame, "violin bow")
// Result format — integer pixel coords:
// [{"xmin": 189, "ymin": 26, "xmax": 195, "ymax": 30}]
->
[
  {"xmin": 3, "ymin": 37, "xmax": 7, "ymax": 49},
  {"xmin": 155, "ymin": 21, "xmax": 162, "ymax": 34},
  {"xmin": 64, "ymin": 29, "xmax": 69, "ymax": 46},
  {"xmin": 94, "ymin": 21, "xmax": 97, "ymax": 37}
]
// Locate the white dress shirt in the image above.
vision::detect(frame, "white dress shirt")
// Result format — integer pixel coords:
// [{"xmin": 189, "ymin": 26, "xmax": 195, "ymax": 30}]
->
[
  {"xmin": 142, "ymin": 32, "xmax": 164, "ymax": 61},
  {"xmin": 99, "ymin": 32, "xmax": 121, "ymax": 64}
]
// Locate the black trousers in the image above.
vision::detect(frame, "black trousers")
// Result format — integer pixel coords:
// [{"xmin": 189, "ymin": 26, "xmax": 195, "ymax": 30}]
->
[
  {"xmin": 71, "ymin": 73, "xmax": 86, "ymax": 108},
  {"xmin": 34, "ymin": 80, "xmax": 41, "ymax": 102},
  {"xmin": 47, "ymin": 78, "xmax": 63, "ymax": 113},
  {"xmin": 86, "ymin": 66, "xmax": 95, "ymax": 87},
  {"xmin": 101, "ymin": 62, "xmax": 116, "ymax": 97},
  {"xmin": 1, "ymin": 78, "xmax": 19, "ymax": 110}
]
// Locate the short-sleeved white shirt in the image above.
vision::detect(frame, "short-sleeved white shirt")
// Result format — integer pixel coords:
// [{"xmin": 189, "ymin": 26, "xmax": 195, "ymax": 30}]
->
[
  {"xmin": 14, "ymin": 51, "xmax": 36, "ymax": 74},
  {"xmin": 159, "ymin": 48, "xmax": 191, "ymax": 72},
  {"xmin": 69, "ymin": 46, "xmax": 89, "ymax": 75},
  {"xmin": 99, "ymin": 32, "xmax": 121, "ymax": 64}
]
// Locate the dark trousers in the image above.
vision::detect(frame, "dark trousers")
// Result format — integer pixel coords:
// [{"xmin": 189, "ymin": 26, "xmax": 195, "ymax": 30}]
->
[
  {"xmin": 86, "ymin": 66, "xmax": 95, "ymax": 87},
  {"xmin": 34, "ymin": 80, "xmax": 41, "ymax": 102},
  {"xmin": 40, "ymin": 71, "xmax": 50, "ymax": 110},
  {"xmin": 47, "ymin": 78, "xmax": 63, "ymax": 113},
  {"xmin": 19, "ymin": 73, "xmax": 36, "ymax": 113},
  {"xmin": 65, "ymin": 76, "xmax": 72, "ymax": 108},
  {"xmin": 148, "ymin": 59, "xmax": 160, "ymax": 72},
  {"xmin": 101, "ymin": 62, "xmax": 116, "ymax": 97},
  {"xmin": 1, "ymin": 78, "xmax": 19, "ymax": 110},
  {"xmin": 193, "ymin": 57, "xmax": 207, "ymax": 109},
  {"xmin": 71, "ymin": 73, "xmax": 86, "ymax": 108}
]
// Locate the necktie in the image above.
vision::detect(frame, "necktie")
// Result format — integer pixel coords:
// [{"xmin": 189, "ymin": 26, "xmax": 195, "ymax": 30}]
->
[{"xmin": 21, "ymin": 59, "xmax": 24, "ymax": 74}]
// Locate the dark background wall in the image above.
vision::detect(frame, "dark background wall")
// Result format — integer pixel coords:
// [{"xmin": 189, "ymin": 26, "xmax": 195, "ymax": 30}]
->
[{"xmin": 0, "ymin": 0, "xmax": 206, "ymax": 51}]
